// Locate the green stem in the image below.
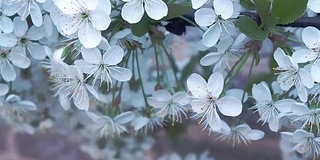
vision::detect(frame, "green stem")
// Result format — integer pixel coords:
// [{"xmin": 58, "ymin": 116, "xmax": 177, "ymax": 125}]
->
[
  {"xmin": 224, "ymin": 51, "xmax": 251, "ymax": 92},
  {"xmin": 242, "ymin": 54, "xmax": 255, "ymax": 102},
  {"xmin": 287, "ymin": 37, "xmax": 304, "ymax": 44},
  {"xmin": 158, "ymin": 45, "xmax": 171, "ymax": 90},
  {"xmin": 154, "ymin": 44, "xmax": 161, "ymax": 83},
  {"xmin": 161, "ymin": 43, "xmax": 179, "ymax": 84},
  {"xmin": 135, "ymin": 51, "xmax": 148, "ymax": 107}
]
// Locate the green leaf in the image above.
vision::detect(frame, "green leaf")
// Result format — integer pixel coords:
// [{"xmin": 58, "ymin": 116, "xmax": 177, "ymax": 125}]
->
[
  {"xmin": 272, "ymin": 0, "xmax": 308, "ymax": 24},
  {"xmin": 240, "ymin": 0, "xmax": 256, "ymax": 10},
  {"xmin": 131, "ymin": 15, "xmax": 151, "ymax": 37},
  {"xmin": 162, "ymin": 4, "xmax": 193, "ymax": 21},
  {"xmin": 236, "ymin": 16, "xmax": 268, "ymax": 41},
  {"xmin": 253, "ymin": 0, "xmax": 271, "ymax": 25}
]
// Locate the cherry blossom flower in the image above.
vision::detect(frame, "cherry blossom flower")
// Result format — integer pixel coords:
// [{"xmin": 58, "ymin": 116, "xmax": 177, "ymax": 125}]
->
[
  {"xmin": 87, "ymin": 111, "xmax": 135, "ymax": 137},
  {"xmin": 0, "ymin": 47, "xmax": 30, "ymax": 81},
  {"xmin": 274, "ymin": 48, "xmax": 314, "ymax": 102},
  {"xmin": 121, "ymin": 0, "xmax": 168, "ymax": 24},
  {"xmin": 187, "ymin": 73, "xmax": 242, "ymax": 131},
  {"xmin": 292, "ymin": 27, "xmax": 320, "ymax": 82},
  {"xmin": 74, "ymin": 45, "xmax": 132, "ymax": 88},
  {"xmin": 51, "ymin": 63, "xmax": 99, "ymax": 111},
  {"xmin": 216, "ymin": 121, "xmax": 264, "ymax": 146},
  {"xmin": 251, "ymin": 82, "xmax": 295, "ymax": 132},
  {"xmin": 281, "ymin": 129, "xmax": 320, "ymax": 158},
  {"xmin": 52, "ymin": 0, "xmax": 111, "ymax": 48},
  {"xmin": 3, "ymin": 0, "xmax": 44, "ymax": 26},
  {"xmin": 194, "ymin": 0, "xmax": 241, "ymax": 47},
  {"xmin": 0, "ymin": 94, "xmax": 36, "ymax": 117},
  {"xmin": 147, "ymin": 90, "xmax": 189, "ymax": 124}
]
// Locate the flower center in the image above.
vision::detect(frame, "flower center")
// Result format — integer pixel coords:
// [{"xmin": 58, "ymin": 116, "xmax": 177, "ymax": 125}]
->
[
  {"xmin": 20, "ymin": 37, "xmax": 28, "ymax": 45},
  {"xmin": 81, "ymin": 12, "xmax": 89, "ymax": 19}
]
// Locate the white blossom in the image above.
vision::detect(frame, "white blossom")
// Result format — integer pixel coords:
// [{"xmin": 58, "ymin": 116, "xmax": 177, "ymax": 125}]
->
[
  {"xmin": 147, "ymin": 90, "xmax": 188, "ymax": 124},
  {"xmin": 274, "ymin": 48, "xmax": 314, "ymax": 102},
  {"xmin": 74, "ymin": 45, "xmax": 132, "ymax": 87},
  {"xmin": 52, "ymin": 0, "xmax": 111, "ymax": 48},
  {"xmin": 187, "ymin": 73, "xmax": 242, "ymax": 131}
]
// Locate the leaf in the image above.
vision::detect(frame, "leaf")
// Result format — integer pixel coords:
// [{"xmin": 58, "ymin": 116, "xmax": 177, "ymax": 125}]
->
[
  {"xmin": 253, "ymin": 0, "xmax": 271, "ymax": 25},
  {"xmin": 162, "ymin": 4, "xmax": 193, "ymax": 21},
  {"xmin": 131, "ymin": 15, "xmax": 151, "ymax": 37},
  {"xmin": 240, "ymin": 0, "xmax": 256, "ymax": 10},
  {"xmin": 272, "ymin": 0, "xmax": 308, "ymax": 24},
  {"xmin": 236, "ymin": 16, "xmax": 268, "ymax": 41}
]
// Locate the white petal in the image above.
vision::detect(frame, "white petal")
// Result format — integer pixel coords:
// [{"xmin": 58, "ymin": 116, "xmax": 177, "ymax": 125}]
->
[
  {"xmin": 191, "ymin": 0, "xmax": 209, "ymax": 9},
  {"xmin": 233, "ymin": 124, "xmax": 251, "ymax": 135},
  {"xmin": 252, "ymin": 82, "xmax": 272, "ymax": 102},
  {"xmin": 200, "ymin": 52, "xmax": 222, "ymax": 66},
  {"xmin": 78, "ymin": 23, "xmax": 101, "ymax": 49},
  {"xmin": 131, "ymin": 117, "xmax": 149, "ymax": 130},
  {"xmin": 114, "ymin": 111, "xmax": 136, "ymax": 124},
  {"xmin": 187, "ymin": 73, "xmax": 208, "ymax": 99},
  {"xmin": 121, "ymin": 0, "xmax": 144, "ymax": 24},
  {"xmin": 7, "ymin": 52, "xmax": 31, "ymax": 69},
  {"xmin": 213, "ymin": 0, "xmax": 233, "ymax": 19},
  {"xmin": 147, "ymin": 97, "xmax": 168, "ymax": 108},
  {"xmin": 81, "ymin": 47, "xmax": 101, "ymax": 64},
  {"xmin": 30, "ymin": 3, "xmax": 43, "ymax": 27},
  {"xmin": 17, "ymin": 101, "xmax": 37, "ymax": 110},
  {"xmin": 77, "ymin": 0, "xmax": 99, "ymax": 10},
  {"xmin": 217, "ymin": 37, "xmax": 233, "ymax": 53},
  {"xmin": 311, "ymin": 61, "xmax": 320, "ymax": 82},
  {"xmin": 27, "ymin": 25, "xmax": 46, "ymax": 40},
  {"xmin": 52, "ymin": 0, "xmax": 80, "ymax": 14},
  {"xmin": 0, "ymin": 33, "xmax": 18, "ymax": 47},
  {"xmin": 216, "ymin": 96, "xmax": 242, "ymax": 116},
  {"xmin": 172, "ymin": 92, "xmax": 189, "ymax": 105},
  {"xmin": 194, "ymin": 8, "xmax": 217, "ymax": 27},
  {"xmin": 207, "ymin": 107, "xmax": 221, "ymax": 131},
  {"xmin": 273, "ymin": 48, "xmax": 287, "ymax": 68},
  {"xmin": 144, "ymin": 0, "xmax": 168, "ymax": 20},
  {"xmin": 302, "ymin": 26, "xmax": 320, "ymax": 49},
  {"xmin": 292, "ymin": 49, "xmax": 317, "ymax": 63},
  {"xmin": 202, "ymin": 24, "xmax": 220, "ymax": 47},
  {"xmin": 1, "ymin": 62, "xmax": 16, "ymax": 81},
  {"xmin": 245, "ymin": 130, "xmax": 265, "ymax": 140},
  {"xmin": 0, "ymin": 16, "xmax": 14, "ymax": 33},
  {"xmin": 290, "ymin": 103, "xmax": 310, "ymax": 115},
  {"xmin": 298, "ymin": 68, "xmax": 314, "ymax": 88},
  {"xmin": 59, "ymin": 16, "xmax": 82, "ymax": 35},
  {"xmin": 152, "ymin": 90, "xmax": 171, "ymax": 102},
  {"xmin": 27, "ymin": 43, "xmax": 47, "ymax": 60},
  {"xmin": 0, "ymin": 83, "xmax": 9, "ymax": 96},
  {"xmin": 109, "ymin": 67, "xmax": 132, "ymax": 81},
  {"xmin": 90, "ymin": 10, "xmax": 111, "ymax": 30},
  {"xmin": 103, "ymin": 45, "xmax": 124, "ymax": 65},
  {"xmin": 293, "ymin": 129, "xmax": 314, "ymax": 139},
  {"xmin": 85, "ymin": 84, "xmax": 99, "ymax": 100},
  {"xmin": 275, "ymin": 99, "xmax": 295, "ymax": 113},
  {"xmin": 13, "ymin": 18, "xmax": 28, "ymax": 37},
  {"xmin": 73, "ymin": 86, "xmax": 90, "ymax": 111},
  {"xmin": 58, "ymin": 93, "xmax": 71, "ymax": 110},
  {"xmin": 296, "ymin": 83, "xmax": 308, "ymax": 102},
  {"xmin": 207, "ymin": 72, "xmax": 224, "ymax": 98},
  {"xmin": 308, "ymin": 0, "xmax": 320, "ymax": 13}
]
